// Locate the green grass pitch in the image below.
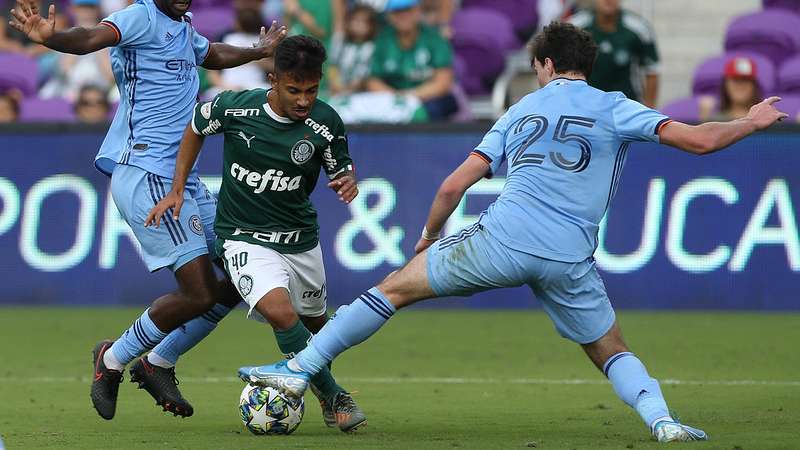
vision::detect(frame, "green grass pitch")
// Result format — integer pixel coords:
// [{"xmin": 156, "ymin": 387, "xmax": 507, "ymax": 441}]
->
[{"xmin": 0, "ymin": 308, "xmax": 798, "ymax": 450}]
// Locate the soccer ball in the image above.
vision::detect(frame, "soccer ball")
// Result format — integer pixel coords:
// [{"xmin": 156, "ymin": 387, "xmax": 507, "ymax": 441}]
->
[{"xmin": 239, "ymin": 384, "xmax": 304, "ymax": 435}]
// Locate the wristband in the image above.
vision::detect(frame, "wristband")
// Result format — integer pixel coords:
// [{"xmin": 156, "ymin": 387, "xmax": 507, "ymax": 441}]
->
[{"xmin": 422, "ymin": 226, "xmax": 441, "ymax": 241}]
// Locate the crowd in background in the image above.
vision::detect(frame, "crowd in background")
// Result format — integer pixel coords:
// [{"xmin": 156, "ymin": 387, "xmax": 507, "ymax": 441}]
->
[{"xmin": 0, "ymin": 0, "xmax": 771, "ymax": 124}]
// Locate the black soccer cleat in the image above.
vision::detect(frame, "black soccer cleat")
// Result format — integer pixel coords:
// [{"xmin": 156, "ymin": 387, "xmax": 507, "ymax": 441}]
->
[
  {"xmin": 129, "ymin": 357, "xmax": 194, "ymax": 418},
  {"xmin": 90, "ymin": 340, "xmax": 123, "ymax": 420}
]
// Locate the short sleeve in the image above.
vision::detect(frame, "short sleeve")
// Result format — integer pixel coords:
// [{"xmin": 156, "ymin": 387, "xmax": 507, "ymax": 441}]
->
[
  {"xmin": 612, "ymin": 94, "xmax": 671, "ymax": 143},
  {"xmin": 430, "ymin": 32, "xmax": 453, "ymax": 69},
  {"xmin": 471, "ymin": 111, "xmax": 511, "ymax": 176},
  {"xmin": 191, "ymin": 29, "xmax": 211, "ymax": 65},
  {"xmin": 191, "ymin": 91, "xmax": 228, "ymax": 136},
  {"xmin": 322, "ymin": 116, "xmax": 354, "ymax": 180},
  {"xmin": 100, "ymin": 4, "xmax": 152, "ymax": 48}
]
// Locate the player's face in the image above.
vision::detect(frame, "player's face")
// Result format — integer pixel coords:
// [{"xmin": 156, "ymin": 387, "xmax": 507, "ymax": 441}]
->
[
  {"xmin": 270, "ymin": 72, "xmax": 320, "ymax": 121},
  {"xmin": 156, "ymin": 0, "xmax": 192, "ymax": 19}
]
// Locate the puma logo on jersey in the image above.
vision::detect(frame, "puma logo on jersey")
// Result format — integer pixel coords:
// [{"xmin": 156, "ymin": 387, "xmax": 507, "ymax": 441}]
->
[
  {"xmin": 237, "ymin": 131, "xmax": 256, "ymax": 148},
  {"xmin": 230, "ymin": 163, "xmax": 301, "ymax": 193},
  {"xmin": 304, "ymin": 118, "xmax": 334, "ymax": 142}
]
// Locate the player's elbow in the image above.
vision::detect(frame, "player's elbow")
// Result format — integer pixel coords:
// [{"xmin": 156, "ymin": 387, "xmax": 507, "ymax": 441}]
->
[{"xmin": 438, "ymin": 176, "xmax": 467, "ymax": 200}]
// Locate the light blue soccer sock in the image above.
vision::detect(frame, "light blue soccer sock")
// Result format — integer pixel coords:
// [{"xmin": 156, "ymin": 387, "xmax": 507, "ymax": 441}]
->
[
  {"xmin": 293, "ymin": 287, "xmax": 396, "ymax": 375},
  {"xmin": 109, "ymin": 308, "xmax": 168, "ymax": 367},
  {"xmin": 147, "ymin": 303, "xmax": 233, "ymax": 367},
  {"xmin": 604, "ymin": 352, "xmax": 672, "ymax": 431}
]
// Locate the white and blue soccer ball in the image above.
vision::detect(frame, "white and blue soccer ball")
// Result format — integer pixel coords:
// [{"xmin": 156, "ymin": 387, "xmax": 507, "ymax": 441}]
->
[{"xmin": 239, "ymin": 384, "xmax": 304, "ymax": 435}]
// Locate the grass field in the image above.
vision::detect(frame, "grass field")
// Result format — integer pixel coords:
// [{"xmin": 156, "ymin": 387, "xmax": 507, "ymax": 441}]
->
[{"xmin": 0, "ymin": 308, "xmax": 798, "ymax": 450}]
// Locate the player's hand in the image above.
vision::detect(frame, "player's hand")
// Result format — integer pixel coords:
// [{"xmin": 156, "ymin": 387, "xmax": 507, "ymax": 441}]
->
[
  {"xmin": 144, "ymin": 190, "xmax": 184, "ymax": 228},
  {"xmin": 9, "ymin": 1, "xmax": 56, "ymax": 44},
  {"xmin": 328, "ymin": 174, "xmax": 358, "ymax": 204},
  {"xmin": 747, "ymin": 96, "xmax": 789, "ymax": 130},
  {"xmin": 414, "ymin": 238, "xmax": 436, "ymax": 254},
  {"xmin": 254, "ymin": 21, "xmax": 287, "ymax": 58}
]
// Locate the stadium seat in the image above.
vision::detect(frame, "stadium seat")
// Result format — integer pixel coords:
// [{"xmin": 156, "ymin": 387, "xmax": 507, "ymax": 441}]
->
[
  {"xmin": 777, "ymin": 55, "xmax": 800, "ymax": 94},
  {"xmin": 0, "ymin": 52, "xmax": 39, "ymax": 97},
  {"xmin": 724, "ymin": 10, "xmax": 800, "ymax": 65},
  {"xmin": 453, "ymin": 54, "xmax": 484, "ymax": 95},
  {"xmin": 19, "ymin": 98, "xmax": 75, "ymax": 122},
  {"xmin": 461, "ymin": 0, "xmax": 538, "ymax": 39},
  {"xmin": 190, "ymin": 8, "xmax": 235, "ymax": 41},
  {"xmin": 692, "ymin": 52, "xmax": 776, "ymax": 97},
  {"xmin": 452, "ymin": 8, "xmax": 518, "ymax": 95},
  {"xmin": 762, "ymin": 0, "xmax": 800, "ymax": 13},
  {"xmin": 452, "ymin": 8, "xmax": 520, "ymax": 52},
  {"xmin": 660, "ymin": 96, "xmax": 704, "ymax": 124}
]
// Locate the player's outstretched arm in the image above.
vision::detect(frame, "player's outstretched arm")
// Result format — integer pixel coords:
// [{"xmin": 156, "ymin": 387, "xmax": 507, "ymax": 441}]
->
[
  {"xmin": 414, "ymin": 155, "xmax": 490, "ymax": 253},
  {"xmin": 660, "ymin": 96, "xmax": 788, "ymax": 155},
  {"xmin": 9, "ymin": 1, "xmax": 117, "ymax": 54},
  {"xmin": 202, "ymin": 21, "xmax": 287, "ymax": 70},
  {"xmin": 144, "ymin": 125, "xmax": 204, "ymax": 228}
]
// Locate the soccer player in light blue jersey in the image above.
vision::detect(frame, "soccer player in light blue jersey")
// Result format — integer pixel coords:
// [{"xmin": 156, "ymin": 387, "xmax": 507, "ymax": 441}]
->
[
  {"xmin": 238, "ymin": 22, "xmax": 788, "ymax": 442},
  {"xmin": 9, "ymin": 0, "xmax": 286, "ymax": 420}
]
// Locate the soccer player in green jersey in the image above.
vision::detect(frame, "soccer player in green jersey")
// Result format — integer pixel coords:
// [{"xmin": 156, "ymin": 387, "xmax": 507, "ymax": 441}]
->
[{"xmin": 145, "ymin": 35, "xmax": 365, "ymax": 433}]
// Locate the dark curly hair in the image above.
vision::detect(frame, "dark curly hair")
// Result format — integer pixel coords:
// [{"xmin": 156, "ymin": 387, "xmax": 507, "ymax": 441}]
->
[
  {"xmin": 529, "ymin": 21, "xmax": 598, "ymax": 78},
  {"xmin": 274, "ymin": 35, "xmax": 327, "ymax": 81}
]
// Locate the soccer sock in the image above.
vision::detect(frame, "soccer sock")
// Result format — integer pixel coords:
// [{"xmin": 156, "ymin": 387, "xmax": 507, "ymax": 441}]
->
[
  {"xmin": 148, "ymin": 303, "xmax": 233, "ymax": 368},
  {"xmin": 274, "ymin": 320, "xmax": 344, "ymax": 401},
  {"xmin": 293, "ymin": 287, "xmax": 396, "ymax": 375},
  {"xmin": 107, "ymin": 308, "xmax": 168, "ymax": 369},
  {"xmin": 604, "ymin": 352, "xmax": 672, "ymax": 431}
]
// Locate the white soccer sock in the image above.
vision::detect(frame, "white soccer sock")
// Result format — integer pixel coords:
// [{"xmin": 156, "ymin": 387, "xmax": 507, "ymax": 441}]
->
[
  {"xmin": 103, "ymin": 347, "xmax": 124, "ymax": 371},
  {"xmin": 146, "ymin": 352, "xmax": 175, "ymax": 369}
]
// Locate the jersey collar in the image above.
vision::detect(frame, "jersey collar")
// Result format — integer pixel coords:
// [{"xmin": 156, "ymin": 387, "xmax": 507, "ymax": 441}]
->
[
  {"xmin": 546, "ymin": 77, "xmax": 588, "ymax": 88},
  {"xmin": 262, "ymin": 97, "xmax": 293, "ymax": 124}
]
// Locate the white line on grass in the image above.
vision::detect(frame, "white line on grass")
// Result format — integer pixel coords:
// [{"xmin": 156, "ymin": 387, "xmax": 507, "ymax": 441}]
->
[{"xmin": 3, "ymin": 376, "xmax": 800, "ymax": 387}]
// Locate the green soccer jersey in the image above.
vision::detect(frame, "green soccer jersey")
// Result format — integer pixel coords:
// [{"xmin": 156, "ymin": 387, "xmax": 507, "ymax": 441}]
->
[
  {"xmin": 569, "ymin": 9, "xmax": 660, "ymax": 101},
  {"xmin": 370, "ymin": 23, "xmax": 453, "ymax": 91},
  {"xmin": 192, "ymin": 88, "xmax": 354, "ymax": 254}
]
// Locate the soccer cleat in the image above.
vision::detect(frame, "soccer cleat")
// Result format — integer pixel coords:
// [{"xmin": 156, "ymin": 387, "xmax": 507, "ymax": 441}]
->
[
  {"xmin": 90, "ymin": 340, "xmax": 123, "ymax": 420},
  {"xmin": 310, "ymin": 384, "xmax": 337, "ymax": 428},
  {"xmin": 129, "ymin": 357, "xmax": 194, "ymax": 418},
  {"xmin": 652, "ymin": 419, "xmax": 708, "ymax": 442},
  {"xmin": 331, "ymin": 391, "xmax": 367, "ymax": 433},
  {"xmin": 237, "ymin": 360, "xmax": 310, "ymax": 400}
]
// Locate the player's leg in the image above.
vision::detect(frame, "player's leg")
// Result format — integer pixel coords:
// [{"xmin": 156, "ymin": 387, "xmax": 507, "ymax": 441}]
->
[
  {"xmin": 91, "ymin": 167, "xmax": 220, "ymax": 420},
  {"xmin": 144, "ymin": 179, "xmax": 240, "ymax": 370},
  {"xmin": 530, "ymin": 258, "xmax": 707, "ymax": 442}
]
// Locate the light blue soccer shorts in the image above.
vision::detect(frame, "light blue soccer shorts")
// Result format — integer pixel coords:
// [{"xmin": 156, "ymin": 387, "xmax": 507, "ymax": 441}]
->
[
  {"xmin": 426, "ymin": 223, "xmax": 616, "ymax": 344},
  {"xmin": 111, "ymin": 164, "xmax": 217, "ymax": 272}
]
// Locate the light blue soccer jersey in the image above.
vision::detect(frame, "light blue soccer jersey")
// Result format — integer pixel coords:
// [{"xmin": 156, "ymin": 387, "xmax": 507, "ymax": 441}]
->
[
  {"xmin": 94, "ymin": 0, "xmax": 210, "ymax": 178},
  {"xmin": 472, "ymin": 78, "xmax": 670, "ymax": 263}
]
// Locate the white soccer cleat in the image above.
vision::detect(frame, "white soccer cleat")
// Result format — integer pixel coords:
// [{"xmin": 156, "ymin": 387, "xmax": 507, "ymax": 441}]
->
[{"xmin": 653, "ymin": 419, "xmax": 708, "ymax": 442}]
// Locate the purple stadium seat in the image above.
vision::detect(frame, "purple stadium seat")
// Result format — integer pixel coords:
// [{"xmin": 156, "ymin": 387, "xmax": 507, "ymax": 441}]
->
[
  {"xmin": 450, "ymin": 84, "xmax": 474, "ymax": 122},
  {"xmin": 724, "ymin": 10, "xmax": 800, "ymax": 65},
  {"xmin": 660, "ymin": 96, "xmax": 705, "ymax": 123},
  {"xmin": 453, "ymin": 54, "xmax": 484, "ymax": 95},
  {"xmin": 692, "ymin": 52, "xmax": 776, "ymax": 97},
  {"xmin": 462, "ymin": 0, "xmax": 538, "ymax": 38},
  {"xmin": 777, "ymin": 55, "xmax": 800, "ymax": 94},
  {"xmin": 763, "ymin": 0, "xmax": 800, "ymax": 13},
  {"xmin": 190, "ymin": 8, "xmax": 235, "ymax": 41},
  {"xmin": 775, "ymin": 94, "xmax": 800, "ymax": 121},
  {"xmin": 0, "ymin": 52, "xmax": 39, "ymax": 97},
  {"xmin": 452, "ymin": 8, "xmax": 520, "ymax": 52},
  {"xmin": 19, "ymin": 98, "xmax": 75, "ymax": 122}
]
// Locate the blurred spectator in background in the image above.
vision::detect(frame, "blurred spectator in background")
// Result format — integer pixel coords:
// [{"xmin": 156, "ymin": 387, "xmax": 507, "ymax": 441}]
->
[
  {"xmin": 39, "ymin": 0, "xmax": 114, "ymax": 101},
  {"xmin": 284, "ymin": 0, "xmax": 345, "ymax": 46},
  {"xmin": 207, "ymin": 0, "xmax": 270, "ymax": 95},
  {"xmin": 569, "ymin": 0, "xmax": 659, "ymax": 107},
  {"xmin": 420, "ymin": 0, "xmax": 455, "ymax": 38},
  {"xmin": 367, "ymin": 0, "xmax": 456, "ymax": 120},
  {"xmin": 537, "ymin": 0, "xmax": 577, "ymax": 31},
  {"xmin": 699, "ymin": 57, "xmax": 762, "ymax": 122},
  {"xmin": 100, "ymin": 0, "xmax": 130, "ymax": 16},
  {"xmin": 0, "ymin": 20, "xmax": 24, "ymax": 51},
  {"xmin": 0, "ymin": 91, "xmax": 20, "ymax": 123},
  {"xmin": 329, "ymin": 4, "xmax": 377, "ymax": 95},
  {"xmin": 74, "ymin": 85, "xmax": 110, "ymax": 124}
]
